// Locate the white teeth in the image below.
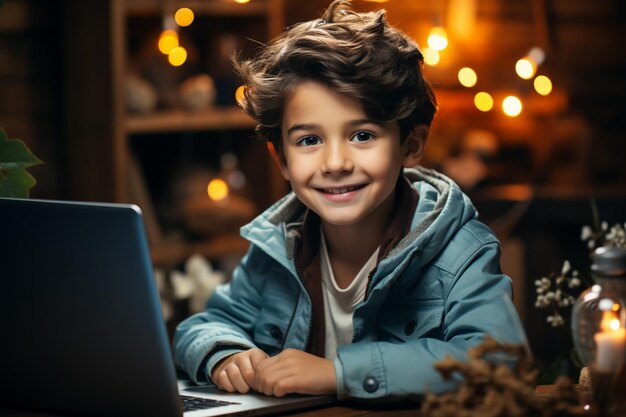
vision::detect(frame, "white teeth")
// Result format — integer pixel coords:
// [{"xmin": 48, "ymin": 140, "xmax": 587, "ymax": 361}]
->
[{"xmin": 323, "ymin": 185, "xmax": 359, "ymax": 194}]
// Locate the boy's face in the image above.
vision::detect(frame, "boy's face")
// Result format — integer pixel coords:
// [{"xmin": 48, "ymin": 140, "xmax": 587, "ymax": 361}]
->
[{"xmin": 278, "ymin": 80, "xmax": 423, "ymax": 227}]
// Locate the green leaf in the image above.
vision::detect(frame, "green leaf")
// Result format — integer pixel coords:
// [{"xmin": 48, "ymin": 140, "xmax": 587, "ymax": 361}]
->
[
  {"xmin": 0, "ymin": 128, "xmax": 43, "ymax": 170},
  {"xmin": 0, "ymin": 167, "xmax": 36, "ymax": 198},
  {"xmin": 0, "ymin": 127, "xmax": 43, "ymax": 198}
]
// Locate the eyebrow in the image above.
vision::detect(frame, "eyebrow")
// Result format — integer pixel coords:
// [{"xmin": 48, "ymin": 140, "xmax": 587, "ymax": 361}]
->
[{"xmin": 286, "ymin": 119, "xmax": 382, "ymax": 136}]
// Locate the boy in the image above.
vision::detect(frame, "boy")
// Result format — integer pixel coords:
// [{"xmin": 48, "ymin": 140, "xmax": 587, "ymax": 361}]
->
[{"xmin": 174, "ymin": 0, "xmax": 527, "ymax": 400}]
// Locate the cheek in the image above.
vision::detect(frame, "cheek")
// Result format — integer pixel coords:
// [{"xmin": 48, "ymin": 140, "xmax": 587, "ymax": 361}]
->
[{"xmin": 361, "ymin": 149, "xmax": 403, "ymax": 177}]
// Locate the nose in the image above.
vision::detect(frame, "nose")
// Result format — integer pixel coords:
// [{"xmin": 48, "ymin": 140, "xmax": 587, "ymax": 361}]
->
[{"xmin": 321, "ymin": 140, "xmax": 354, "ymax": 175}]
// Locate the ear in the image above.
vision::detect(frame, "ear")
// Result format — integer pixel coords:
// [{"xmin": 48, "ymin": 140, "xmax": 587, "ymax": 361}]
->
[
  {"xmin": 402, "ymin": 124, "xmax": 429, "ymax": 168},
  {"xmin": 267, "ymin": 142, "xmax": 291, "ymax": 180}
]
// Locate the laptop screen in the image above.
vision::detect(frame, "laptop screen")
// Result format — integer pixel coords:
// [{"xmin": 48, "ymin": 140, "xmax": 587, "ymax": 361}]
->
[{"xmin": 0, "ymin": 198, "xmax": 182, "ymax": 417}]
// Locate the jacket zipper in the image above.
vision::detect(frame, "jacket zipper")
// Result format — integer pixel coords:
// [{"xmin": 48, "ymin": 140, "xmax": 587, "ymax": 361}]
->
[{"xmin": 280, "ymin": 288, "xmax": 301, "ymax": 351}]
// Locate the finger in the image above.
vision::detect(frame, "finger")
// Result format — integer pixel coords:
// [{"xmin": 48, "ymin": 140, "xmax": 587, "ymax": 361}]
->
[
  {"xmin": 236, "ymin": 356, "xmax": 255, "ymax": 386},
  {"xmin": 224, "ymin": 364, "xmax": 251, "ymax": 393},
  {"xmin": 216, "ymin": 370, "xmax": 236, "ymax": 393},
  {"xmin": 255, "ymin": 365, "xmax": 293, "ymax": 396},
  {"xmin": 250, "ymin": 349, "xmax": 269, "ymax": 368}
]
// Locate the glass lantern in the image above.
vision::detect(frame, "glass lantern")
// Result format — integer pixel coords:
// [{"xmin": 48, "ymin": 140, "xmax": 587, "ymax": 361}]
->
[{"xmin": 571, "ymin": 246, "xmax": 626, "ymax": 412}]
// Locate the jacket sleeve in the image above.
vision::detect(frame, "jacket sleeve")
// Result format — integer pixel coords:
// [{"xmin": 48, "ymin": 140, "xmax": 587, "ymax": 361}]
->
[
  {"xmin": 334, "ymin": 241, "xmax": 528, "ymax": 400},
  {"xmin": 173, "ymin": 246, "xmax": 265, "ymax": 384}
]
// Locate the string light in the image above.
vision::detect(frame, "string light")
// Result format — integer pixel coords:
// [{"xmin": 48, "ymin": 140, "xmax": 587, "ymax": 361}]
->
[
  {"xmin": 423, "ymin": 48, "xmax": 440, "ymax": 66},
  {"xmin": 458, "ymin": 67, "xmax": 477, "ymax": 88},
  {"xmin": 168, "ymin": 46, "xmax": 187, "ymax": 66},
  {"xmin": 174, "ymin": 8, "xmax": 194, "ymax": 27},
  {"xmin": 515, "ymin": 58, "xmax": 536, "ymax": 80},
  {"xmin": 158, "ymin": 30, "xmax": 179, "ymax": 55},
  {"xmin": 207, "ymin": 178, "xmax": 229, "ymax": 201},
  {"xmin": 528, "ymin": 47, "xmax": 545, "ymax": 66},
  {"xmin": 235, "ymin": 85, "xmax": 246, "ymax": 105},
  {"xmin": 427, "ymin": 27, "xmax": 448, "ymax": 51},
  {"xmin": 533, "ymin": 75, "xmax": 552, "ymax": 96},
  {"xmin": 502, "ymin": 96, "xmax": 522, "ymax": 117},
  {"xmin": 474, "ymin": 92, "xmax": 493, "ymax": 112}
]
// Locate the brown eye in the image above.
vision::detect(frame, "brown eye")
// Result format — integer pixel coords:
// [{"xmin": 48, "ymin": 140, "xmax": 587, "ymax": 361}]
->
[
  {"xmin": 350, "ymin": 131, "xmax": 374, "ymax": 143},
  {"xmin": 296, "ymin": 136, "xmax": 322, "ymax": 147}
]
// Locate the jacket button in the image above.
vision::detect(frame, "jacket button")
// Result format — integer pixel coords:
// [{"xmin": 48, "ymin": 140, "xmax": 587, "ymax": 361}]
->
[
  {"xmin": 270, "ymin": 326, "xmax": 283, "ymax": 341},
  {"xmin": 404, "ymin": 320, "xmax": 417, "ymax": 336},
  {"xmin": 363, "ymin": 377, "xmax": 379, "ymax": 393}
]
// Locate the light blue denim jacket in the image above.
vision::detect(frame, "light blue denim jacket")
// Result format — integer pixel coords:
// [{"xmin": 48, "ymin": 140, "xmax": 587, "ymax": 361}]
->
[{"xmin": 173, "ymin": 167, "xmax": 528, "ymax": 400}]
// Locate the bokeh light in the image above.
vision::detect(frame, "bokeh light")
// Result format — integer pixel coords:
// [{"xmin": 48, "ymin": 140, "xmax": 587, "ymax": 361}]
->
[
  {"xmin": 168, "ymin": 46, "xmax": 187, "ymax": 66},
  {"xmin": 427, "ymin": 27, "xmax": 448, "ymax": 51},
  {"xmin": 235, "ymin": 85, "xmax": 246, "ymax": 105},
  {"xmin": 158, "ymin": 30, "xmax": 178, "ymax": 55},
  {"xmin": 175, "ymin": 8, "xmax": 194, "ymax": 27},
  {"xmin": 528, "ymin": 47, "xmax": 545, "ymax": 65},
  {"xmin": 533, "ymin": 75, "xmax": 553, "ymax": 96},
  {"xmin": 502, "ymin": 96, "xmax": 522, "ymax": 117},
  {"xmin": 474, "ymin": 92, "xmax": 494, "ymax": 112},
  {"xmin": 423, "ymin": 48, "xmax": 440, "ymax": 66},
  {"xmin": 458, "ymin": 67, "xmax": 477, "ymax": 87},
  {"xmin": 515, "ymin": 58, "xmax": 536, "ymax": 80},
  {"xmin": 207, "ymin": 178, "xmax": 229, "ymax": 201}
]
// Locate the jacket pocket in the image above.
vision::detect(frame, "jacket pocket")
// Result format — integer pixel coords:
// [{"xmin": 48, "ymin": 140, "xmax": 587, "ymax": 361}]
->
[{"xmin": 377, "ymin": 298, "xmax": 444, "ymax": 342}]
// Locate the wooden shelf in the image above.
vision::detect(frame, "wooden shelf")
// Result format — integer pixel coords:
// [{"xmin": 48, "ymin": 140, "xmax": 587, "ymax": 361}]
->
[
  {"xmin": 125, "ymin": 107, "xmax": 256, "ymax": 134},
  {"xmin": 150, "ymin": 233, "xmax": 249, "ymax": 267}
]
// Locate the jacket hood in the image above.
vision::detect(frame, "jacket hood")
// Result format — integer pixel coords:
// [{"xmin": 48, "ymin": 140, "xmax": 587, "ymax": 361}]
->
[{"xmin": 240, "ymin": 167, "xmax": 478, "ymax": 274}]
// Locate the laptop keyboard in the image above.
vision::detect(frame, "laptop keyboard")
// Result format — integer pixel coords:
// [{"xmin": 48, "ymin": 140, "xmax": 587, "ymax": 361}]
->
[{"xmin": 180, "ymin": 394, "xmax": 239, "ymax": 412}]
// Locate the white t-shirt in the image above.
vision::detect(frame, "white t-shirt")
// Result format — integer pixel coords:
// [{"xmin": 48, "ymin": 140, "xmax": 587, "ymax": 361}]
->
[{"xmin": 320, "ymin": 229, "xmax": 380, "ymax": 360}]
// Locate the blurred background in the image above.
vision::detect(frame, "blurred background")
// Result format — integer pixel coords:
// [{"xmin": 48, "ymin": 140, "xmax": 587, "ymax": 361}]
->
[{"xmin": 1, "ymin": 0, "xmax": 625, "ymax": 381}]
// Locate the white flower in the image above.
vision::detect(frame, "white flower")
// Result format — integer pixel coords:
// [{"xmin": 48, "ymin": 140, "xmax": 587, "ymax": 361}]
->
[
  {"xmin": 547, "ymin": 313, "xmax": 565, "ymax": 327},
  {"xmin": 601, "ymin": 221, "xmax": 608, "ymax": 231},
  {"xmin": 561, "ymin": 260, "xmax": 571, "ymax": 275},
  {"xmin": 581, "ymin": 225, "xmax": 593, "ymax": 241},
  {"xmin": 569, "ymin": 277, "xmax": 581, "ymax": 288}
]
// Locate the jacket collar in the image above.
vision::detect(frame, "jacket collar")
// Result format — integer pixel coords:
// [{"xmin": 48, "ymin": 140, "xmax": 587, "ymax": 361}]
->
[{"xmin": 294, "ymin": 173, "xmax": 419, "ymax": 267}]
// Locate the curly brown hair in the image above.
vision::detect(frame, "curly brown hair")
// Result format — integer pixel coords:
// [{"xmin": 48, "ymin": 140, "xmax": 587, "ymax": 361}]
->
[{"xmin": 234, "ymin": 0, "xmax": 437, "ymax": 153}]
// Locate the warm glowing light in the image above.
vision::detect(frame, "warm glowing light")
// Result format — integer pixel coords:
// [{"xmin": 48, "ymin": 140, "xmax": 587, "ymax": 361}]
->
[
  {"xmin": 423, "ymin": 48, "xmax": 440, "ymax": 66},
  {"xmin": 502, "ymin": 96, "xmax": 522, "ymax": 117},
  {"xmin": 458, "ymin": 67, "xmax": 477, "ymax": 87},
  {"xmin": 533, "ymin": 75, "xmax": 552, "ymax": 96},
  {"xmin": 610, "ymin": 318, "xmax": 621, "ymax": 332},
  {"xmin": 427, "ymin": 27, "xmax": 448, "ymax": 51},
  {"xmin": 234, "ymin": 0, "xmax": 251, "ymax": 3},
  {"xmin": 207, "ymin": 178, "xmax": 229, "ymax": 201},
  {"xmin": 515, "ymin": 58, "xmax": 536, "ymax": 80},
  {"xmin": 175, "ymin": 8, "xmax": 194, "ymax": 27},
  {"xmin": 474, "ymin": 92, "xmax": 493, "ymax": 112},
  {"xmin": 168, "ymin": 46, "xmax": 187, "ymax": 66},
  {"xmin": 158, "ymin": 30, "xmax": 179, "ymax": 55},
  {"xmin": 528, "ymin": 47, "xmax": 545, "ymax": 65},
  {"xmin": 235, "ymin": 85, "xmax": 246, "ymax": 105},
  {"xmin": 600, "ymin": 310, "xmax": 620, "ymax": 331}
]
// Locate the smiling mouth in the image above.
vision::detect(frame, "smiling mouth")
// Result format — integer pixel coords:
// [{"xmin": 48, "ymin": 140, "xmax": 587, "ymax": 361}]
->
[{"xmin": 318, "ymin": 184, "xmax": 367, "ymax": 194}]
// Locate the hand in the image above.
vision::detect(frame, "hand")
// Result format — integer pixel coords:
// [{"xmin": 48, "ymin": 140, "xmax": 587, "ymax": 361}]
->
[
  {"xmin": 211, "ymin": 348, "xmax": 269, "ymax": 393},
  {"xmin": 253, "ymin": 348, "xmax": 336, "ymax": 397}
]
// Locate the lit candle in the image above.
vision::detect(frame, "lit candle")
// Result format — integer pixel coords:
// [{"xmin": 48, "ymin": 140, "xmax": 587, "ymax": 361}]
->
[{"xmin": 594, "ymin": 310, "xmax": 626, "ymax": 371}]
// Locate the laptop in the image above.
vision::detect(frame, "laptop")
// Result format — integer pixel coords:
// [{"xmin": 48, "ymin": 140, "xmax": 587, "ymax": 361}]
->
[{"xmin": 0, "ymin": 197, "xmax": 335, "ymax": 417}]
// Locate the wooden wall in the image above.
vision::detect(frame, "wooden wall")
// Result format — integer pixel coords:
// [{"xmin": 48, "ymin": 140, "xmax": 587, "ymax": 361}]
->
[{"xmin": 0, "ymin": 0, "xmax": 64, "ymax": 199}]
